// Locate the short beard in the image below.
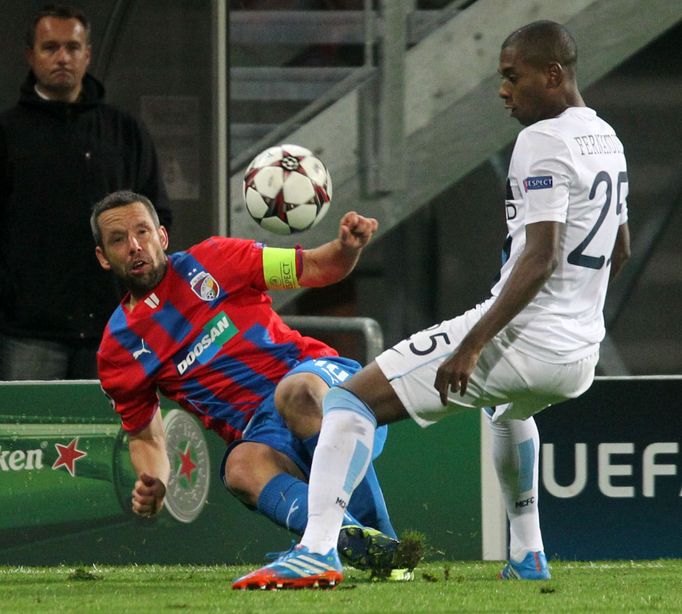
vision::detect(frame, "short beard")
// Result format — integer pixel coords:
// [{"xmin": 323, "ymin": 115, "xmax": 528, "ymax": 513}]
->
[{"xmin": 125, "ymin": 258, "xmax": 168, "ymax": 297}]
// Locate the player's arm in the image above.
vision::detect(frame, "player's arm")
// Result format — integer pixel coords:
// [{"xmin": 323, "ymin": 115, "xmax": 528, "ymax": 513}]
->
[
  {"xmin": 298, "ymin": 211, "xmax": 378, "ymax": 287},
  {"xmin": 434, "ymin": 221, "xmax": 560, "ymax": 404},
  {"xmin": 128, "ymin": 408, "xmax": 171, "ymax": 517},
  {"xmin": 609, "ymin": 222, "xmax": 631, "ymax": 281}
]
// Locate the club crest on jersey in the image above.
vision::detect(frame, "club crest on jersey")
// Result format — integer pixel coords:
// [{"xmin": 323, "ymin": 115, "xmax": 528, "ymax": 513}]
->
[
  {"xmin": 190, "ymin": 271, "xmax": 220, "ymax": 302},
  {"xmin": 523, "ymin": 175, "xmax": 553, "ymax": 191}
]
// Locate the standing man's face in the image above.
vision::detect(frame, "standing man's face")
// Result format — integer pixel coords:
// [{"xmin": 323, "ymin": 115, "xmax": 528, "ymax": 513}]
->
[
  {"xmin": 497, "ymin": 45, "xmax": 550, "ymax": 127},
  {"xmin": 26, "ymin": 17, "xmax": 91, "ymax": 103}
]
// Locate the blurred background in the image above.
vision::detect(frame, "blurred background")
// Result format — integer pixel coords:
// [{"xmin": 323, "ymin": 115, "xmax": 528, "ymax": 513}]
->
[{"xmin": 2, "ymin": 0, "xmax": 680, "ymax": 375}]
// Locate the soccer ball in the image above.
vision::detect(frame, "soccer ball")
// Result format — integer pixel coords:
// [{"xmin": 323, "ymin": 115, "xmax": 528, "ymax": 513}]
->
[{"xmin": 242, "ymin": 144, "xmax": 332, "ymax": 235}]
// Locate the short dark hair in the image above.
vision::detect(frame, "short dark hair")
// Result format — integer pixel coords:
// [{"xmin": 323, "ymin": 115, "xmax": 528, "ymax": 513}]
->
[
  {"xmin": 91, "ymin": 190, "xmax": 160, "ymax": 247},
  {"xmin": 502, "ymin": 20, "xmax": 577, "ymax": 73},
  {"xmin": 26, "ymin": 4, "xmax": 90, "ymax": 48}
]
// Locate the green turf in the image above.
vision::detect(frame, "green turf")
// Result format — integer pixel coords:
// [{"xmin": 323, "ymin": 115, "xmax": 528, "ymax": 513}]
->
[{"xmin": 1, "ymin": 560, "xmax": 680, "ymax": 612}]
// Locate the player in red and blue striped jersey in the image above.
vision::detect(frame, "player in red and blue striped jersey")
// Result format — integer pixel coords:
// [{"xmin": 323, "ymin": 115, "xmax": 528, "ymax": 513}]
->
[{"xmin": 92, "ymin": 190, "xmax": 399, "ymax": 571}]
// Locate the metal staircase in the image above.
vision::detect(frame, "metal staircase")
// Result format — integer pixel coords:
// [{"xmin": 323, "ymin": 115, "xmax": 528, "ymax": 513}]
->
[{"xmin": 228, "ymin": 1, "xmax": 474, "ymax": 170}]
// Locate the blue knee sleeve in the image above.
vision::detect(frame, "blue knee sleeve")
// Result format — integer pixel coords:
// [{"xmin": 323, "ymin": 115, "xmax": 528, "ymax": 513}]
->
[
  {"xmin": 323, "ymin": 386, "xmax": 377, "ymax": 425},
  {"xmin": 323, "ymin": 386, "xmax": 386, "ymax": 459},
  {"xmin": 304, "ymin": 424, "xmax": 386, "ymax": 460}
]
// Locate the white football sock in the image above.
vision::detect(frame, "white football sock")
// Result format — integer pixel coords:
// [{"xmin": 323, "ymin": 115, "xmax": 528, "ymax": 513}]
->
[
  {"xmin": 301, "ymin": 387, "xmax": 376, "ymax": 554},
  {"xmin": 485, "ymin": 408, "xmax": 544, "ymax": 561}
]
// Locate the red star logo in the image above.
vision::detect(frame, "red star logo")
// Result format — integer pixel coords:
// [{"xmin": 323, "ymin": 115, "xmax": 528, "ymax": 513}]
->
[
  {"xmin": 52, "ymin": 437, "xmax": 87, "ymax": 477},
  {"xmin": 178, "ymin": 442, "xmax": 197, "ymax": 482}
]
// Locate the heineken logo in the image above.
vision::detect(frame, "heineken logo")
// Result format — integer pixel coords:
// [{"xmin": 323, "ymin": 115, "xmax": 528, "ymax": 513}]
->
[
  {"xmin": 163, "ymin": 410, "xmax": 210, "ymax": 523},
  {"xmin": 177, "ymin": 441, "xmax": 197, "ymax": 484},
  {"xmin": 176, "ymin": 312, "xmax": 237, "ymax": 374},
  {"xmin": 51, "ymin": 437, "xmax": 87, "ymax": 477},
  {"xmin": 0, "ymin": 437, "xmax": 87, "ymax": 476},
  {"xmin": 0, "ymin": 446, "xmax": 44, "ymax": 471}
]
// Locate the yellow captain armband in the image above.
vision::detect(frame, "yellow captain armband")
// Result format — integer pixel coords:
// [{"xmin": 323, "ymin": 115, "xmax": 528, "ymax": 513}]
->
[{"xmin": 262, "ymin": 247, "xmax": 300, "ymax": 289}]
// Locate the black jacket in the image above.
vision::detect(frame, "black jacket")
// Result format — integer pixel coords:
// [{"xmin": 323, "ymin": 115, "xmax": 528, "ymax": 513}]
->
[{"xmin": 0, "ymin": 72, "xmax": 172, "ymax": 342}]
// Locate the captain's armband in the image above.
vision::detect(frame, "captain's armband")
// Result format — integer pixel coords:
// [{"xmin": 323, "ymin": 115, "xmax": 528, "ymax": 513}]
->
[{"xmin": 262, "ymin": 247, "xmax": 300, "ymax": 289}]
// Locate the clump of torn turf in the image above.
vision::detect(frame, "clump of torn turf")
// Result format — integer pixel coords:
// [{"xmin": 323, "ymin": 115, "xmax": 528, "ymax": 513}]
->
[{"xmin": 371, "ymin": 529, "xmax": 426, "ymax": 580}]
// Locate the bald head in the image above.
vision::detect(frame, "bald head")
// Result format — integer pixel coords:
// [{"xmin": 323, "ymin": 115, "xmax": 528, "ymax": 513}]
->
[
  {"xmin": 502, "ymin": 20, "xmax": 578, "ymax": 78},
  {"xmin": 498, "ymin": 20, "xmax": 584, "ymax": 126}
]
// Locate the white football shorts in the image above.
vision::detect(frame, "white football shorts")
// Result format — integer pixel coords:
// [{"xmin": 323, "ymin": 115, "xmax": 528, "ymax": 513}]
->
[{"xmin": 375, "ymin": 303, "xmax": 598, "ymax": 426}]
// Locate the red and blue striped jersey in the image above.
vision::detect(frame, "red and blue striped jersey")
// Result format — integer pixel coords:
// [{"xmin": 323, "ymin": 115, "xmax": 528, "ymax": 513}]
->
[{"xmin": 97, "ymin": 237, "xmax": 336, "ymax": 443}]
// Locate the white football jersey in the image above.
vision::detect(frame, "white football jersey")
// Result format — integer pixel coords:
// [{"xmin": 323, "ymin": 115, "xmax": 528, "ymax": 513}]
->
[{"xmin": 491, "ymin": 107, "xmax": 628, "ymax": 362}]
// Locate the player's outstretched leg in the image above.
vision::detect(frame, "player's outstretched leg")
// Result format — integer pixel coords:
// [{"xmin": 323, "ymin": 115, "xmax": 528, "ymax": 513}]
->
[
  {"xmin": 232, "ymin": 545, "xmax": 343, "ymax": 590},
  {"xmin": 302, "ymin": 387, "xmax": 423, "ymax": 579}
]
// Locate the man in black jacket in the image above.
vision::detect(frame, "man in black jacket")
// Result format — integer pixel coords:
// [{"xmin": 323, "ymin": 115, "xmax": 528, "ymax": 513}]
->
[{"xmin": 0, "ymin": 4, "xmax": 171, "ymax": 380}]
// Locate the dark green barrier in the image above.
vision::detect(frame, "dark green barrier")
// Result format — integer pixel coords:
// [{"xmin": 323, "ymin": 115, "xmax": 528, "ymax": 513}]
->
[
  {"xmin": 374, "ymin": 416, "xmax": 482, "ymax": 560},
  {"xmin": 0, "ymin": 382, "xmax": 482, "ymax": 564}
]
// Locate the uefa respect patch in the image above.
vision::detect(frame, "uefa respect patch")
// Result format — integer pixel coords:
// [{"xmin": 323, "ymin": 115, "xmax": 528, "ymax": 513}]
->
[{"xmin": 523, "ymin": 175, "xmax": 553, "ymax": 191}]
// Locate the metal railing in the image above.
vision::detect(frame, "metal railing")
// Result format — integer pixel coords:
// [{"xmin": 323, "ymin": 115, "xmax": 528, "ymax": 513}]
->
[{"xmin": 282, "ymin": 315, "xmax": 384, "ymax": 363}]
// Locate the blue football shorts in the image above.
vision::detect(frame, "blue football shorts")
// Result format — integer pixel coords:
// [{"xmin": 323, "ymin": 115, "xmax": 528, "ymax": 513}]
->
[{"xmin": 220, "ymin": 356, "xmax": 388, "ymax": 483}]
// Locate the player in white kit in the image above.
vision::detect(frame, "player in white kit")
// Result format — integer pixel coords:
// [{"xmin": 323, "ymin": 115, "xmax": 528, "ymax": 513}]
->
[{"xmin": 233, "ymin": 20, "xmax": 631, "ymax": 590}]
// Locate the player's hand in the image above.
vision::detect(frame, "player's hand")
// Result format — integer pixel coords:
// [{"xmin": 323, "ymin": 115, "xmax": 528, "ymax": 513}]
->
[
  {"xmin": 434, "ymin": 346, "xmax": 481, "ymax": 406},
  {"xmin": 338, "ymin": 211, "xmax": 378, "ymax": 250},
  {"xmin": 132, "ymin": 472, "xmax": 166, "ymax": 518}
]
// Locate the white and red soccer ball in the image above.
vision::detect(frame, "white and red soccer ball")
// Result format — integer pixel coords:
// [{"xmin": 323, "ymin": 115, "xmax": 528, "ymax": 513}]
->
[{"xmin": 242, "ymin": 144, "xmax": 332, "ymax": 235}]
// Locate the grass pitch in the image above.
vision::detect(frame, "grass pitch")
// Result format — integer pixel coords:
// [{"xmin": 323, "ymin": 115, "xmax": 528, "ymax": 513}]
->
[{"xmin": 1, "ymin": 560, "xmax": 681, "ymax": 612}]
